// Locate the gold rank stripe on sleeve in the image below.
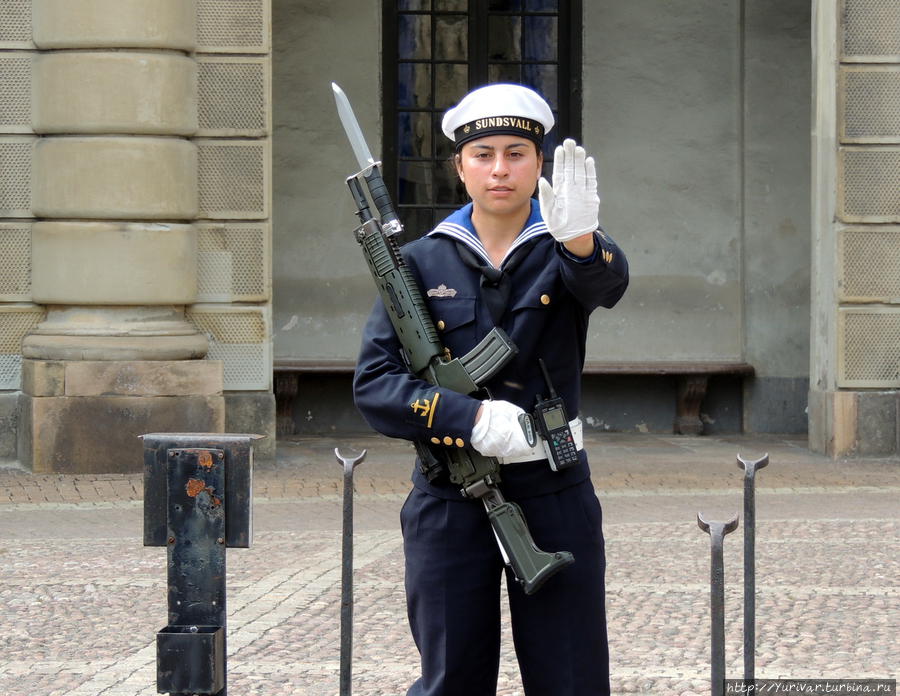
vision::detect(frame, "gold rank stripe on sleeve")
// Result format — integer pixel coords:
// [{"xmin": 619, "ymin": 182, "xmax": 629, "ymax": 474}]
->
[
  {"xmin": 410, "ymin": 391, "xmax": 440, "ymax": 429},
  {"xmin": 602, "ymin": 249, "xmax": 614, "ymax": 264},
  {"xmin": 428, "ymin": 392, "xmax": 439, "ymax": 428}
]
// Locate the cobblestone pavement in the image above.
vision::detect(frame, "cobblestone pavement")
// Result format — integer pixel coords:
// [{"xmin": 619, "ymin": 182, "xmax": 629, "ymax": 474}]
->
[{"xmin": 0, "ymin": 433, "xmax": 897, "ymax": 695}]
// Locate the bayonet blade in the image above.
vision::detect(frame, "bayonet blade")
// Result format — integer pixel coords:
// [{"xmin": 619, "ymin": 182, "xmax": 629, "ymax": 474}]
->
[{"xmin": 332, "ymin": 82, "xmax": 376, "ymax": 171}]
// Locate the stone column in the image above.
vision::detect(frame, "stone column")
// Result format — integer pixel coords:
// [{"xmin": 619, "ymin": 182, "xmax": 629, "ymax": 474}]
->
[
  {"xmin": 20, "ymin": 0, "xmax": 224, "ymax": 472},
  {"xmin": 809, "ymin": 0, "xmax": 900, "ymax": 456}
]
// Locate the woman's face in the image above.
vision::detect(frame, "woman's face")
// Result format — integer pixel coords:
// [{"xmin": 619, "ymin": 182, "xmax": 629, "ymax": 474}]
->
[{"xmin": 455, "ymin": 135, "xmax": 543, "ymax": 219}]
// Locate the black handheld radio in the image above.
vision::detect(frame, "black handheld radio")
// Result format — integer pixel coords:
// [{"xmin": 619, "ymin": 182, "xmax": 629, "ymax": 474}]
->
[{"xmin": 533, "ymin": 359, "xmax": 579, "ymax": 471}]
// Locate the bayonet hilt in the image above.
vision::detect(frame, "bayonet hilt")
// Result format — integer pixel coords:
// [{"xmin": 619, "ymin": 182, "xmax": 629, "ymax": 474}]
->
[
  {"xmin": 348, "ymin": 165, "xmax": 403, "ymax": 235},
  {"xmin": 362, "ymin": 164, "xmax": 402, "ymax": 233}
]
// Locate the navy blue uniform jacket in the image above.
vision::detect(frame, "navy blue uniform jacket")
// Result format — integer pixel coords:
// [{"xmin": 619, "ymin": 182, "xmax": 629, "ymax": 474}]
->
[{"xmin": 353, "ymin": 200, "xmax": 629, "ymax": 501}]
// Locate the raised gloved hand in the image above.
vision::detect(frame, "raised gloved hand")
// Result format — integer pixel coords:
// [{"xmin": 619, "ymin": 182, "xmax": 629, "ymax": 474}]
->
[
  {"xmin": 537, "ymin": 138, "xmax": 600, "ymax": 243},
  {"xmin": 470, "ymin": 399, "xmax": 534, "ymax": 459}
]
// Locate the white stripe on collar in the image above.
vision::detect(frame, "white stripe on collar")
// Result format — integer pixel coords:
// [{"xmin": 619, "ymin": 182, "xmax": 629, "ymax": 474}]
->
[{"xmin": 429, "ymin": 219, "xmax": 549, "ymax": 269}]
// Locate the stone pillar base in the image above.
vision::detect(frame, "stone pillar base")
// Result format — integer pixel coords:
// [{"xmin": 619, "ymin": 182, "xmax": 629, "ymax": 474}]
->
[
  {"xmin": 21, "ymin": 306, "xmax": 208, "ymax": 362},
  {"xmin": 808, "ymin": 388, "xmax": 900, "ymax": 457},
  {"xmin": 18, "ymin": 359, "xmax": 224, "ymax": 473},
  {"xmin": 0, "ymin": 393, "xmax": 19, "ymax": 462}
]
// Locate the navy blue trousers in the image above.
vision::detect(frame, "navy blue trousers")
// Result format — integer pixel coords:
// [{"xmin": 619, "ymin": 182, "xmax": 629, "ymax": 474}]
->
[{"xmin": 400, "ymin": 478, "xmax": 609, "ymax": 696}]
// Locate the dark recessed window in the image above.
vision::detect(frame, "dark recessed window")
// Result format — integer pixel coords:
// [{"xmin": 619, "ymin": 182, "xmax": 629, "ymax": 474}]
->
[{"xmin": 384, "ymin": 0, "xmax": 582, "ymax": 240}]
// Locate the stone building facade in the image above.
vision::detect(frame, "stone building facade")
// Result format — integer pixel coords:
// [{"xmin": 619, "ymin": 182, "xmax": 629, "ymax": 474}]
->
[
  {"xmin": 0, "ymin": 0, "xmax": 897, "ymax": 473},
  {"xmin": 1, "ymin": 0, "xmax": 274, "ymax": 472}
]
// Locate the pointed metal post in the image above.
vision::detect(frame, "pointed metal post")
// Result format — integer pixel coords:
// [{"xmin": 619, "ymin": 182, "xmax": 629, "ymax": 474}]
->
[
  {"xmin": 698, "ymin": 512, "xmax": 739, "ymax": 696},
  {"xmin": 335, "ymin": 447, "xmax": 366, "ymax": 696},
  {"xmin": 737, "ymin": 453, "xmax": 768, "ymax": 685}
]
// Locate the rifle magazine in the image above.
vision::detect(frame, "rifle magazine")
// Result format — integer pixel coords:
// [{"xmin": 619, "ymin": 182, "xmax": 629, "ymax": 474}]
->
[{"xmin": 460, "ymin": 327, "xmax": 518, "ymax": 385}]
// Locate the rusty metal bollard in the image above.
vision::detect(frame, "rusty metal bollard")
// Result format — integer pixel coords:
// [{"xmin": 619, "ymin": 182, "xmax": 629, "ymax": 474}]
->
[{"xmin": 142, "ymin": 433, "xmax": 262, "ymax": 696}]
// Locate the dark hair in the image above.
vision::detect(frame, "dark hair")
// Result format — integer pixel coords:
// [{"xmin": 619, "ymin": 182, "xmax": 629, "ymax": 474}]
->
[{"xmin": 453, "ymin": 139, "xmax": 543, "ymax": 158}]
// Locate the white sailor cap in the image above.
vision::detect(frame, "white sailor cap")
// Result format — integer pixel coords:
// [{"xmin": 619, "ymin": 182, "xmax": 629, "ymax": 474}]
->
[{"xmin": 441, "ymin": 83, "xmax": 554, "ymax": 151}]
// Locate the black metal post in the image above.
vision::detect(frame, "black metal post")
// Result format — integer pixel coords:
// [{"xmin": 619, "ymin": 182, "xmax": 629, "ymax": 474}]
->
[
  {"xmin": 335, "ymin": 447, "xmax": 366, "ymax": 696},
  {"xmin": 698, "ymin": 512, "xmax": 739, "ymax": 696},
  {"xmin": 737, "ymin": 453, "xmax": 768, "ymax": 685},
  {"xmin": 143, "ymin": 433, "xmax": 260, "ymax": 696}
]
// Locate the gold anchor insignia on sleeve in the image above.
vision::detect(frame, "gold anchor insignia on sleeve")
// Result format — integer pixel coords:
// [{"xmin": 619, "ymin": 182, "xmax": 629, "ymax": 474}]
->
[{"xmin": 410, "ymin": 392, "xmax": 440, "ymax": 429}]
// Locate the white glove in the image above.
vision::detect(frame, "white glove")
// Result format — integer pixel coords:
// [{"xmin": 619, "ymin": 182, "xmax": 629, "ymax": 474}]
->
[
  {"xmin": 470, "ymin": 399, "xmax": 534, "ymax": 459},
  {"xmin": 537, "ymin": 138, "xmax": 600, "ymax": 242}
]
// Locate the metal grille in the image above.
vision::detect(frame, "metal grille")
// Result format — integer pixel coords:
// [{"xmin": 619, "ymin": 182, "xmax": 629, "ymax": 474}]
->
[
  {"xmin": 197, "ymin": 223, "xmax": 269, "ymax": 302},
  {"xmin": 196, "ymin": 0, "xmax": 268, "ymax": 53},
  {"xmin": 0, "ymin": 222, "xmax": 31, "ymax": 300},
  {"xmin": 186, "ymin": 305, "xmax": 271, "ymax": 390},
  {"xmin": 842, "ymin": 0, "xmax": 900, "ymax": 59},
  {"xmin": 840, "ymin": 67, "xmax": 900, "ymax": 143},
  {"xmin": 0, "ymin": 0, "xmax": 33, "ymax": 47},
  {"xmin": 838, "ymin": 147, "xmax": 900, "ymax": 222},
  {"xmin": 197, "ymin": 140, "xmax": 269, "ymax": 219},
  {"xmin": 193, "ymin": 0, "xmax": 271, "ymax": 395},
  {"xmin": 0, "ymin": 52, "xmax": 32, "ymax": 132},
  {"xmin": 0, "ymin": 305, "xmax": 44, "ymax": 390},
  {"xmin": 838, "ymin": 307, "xmax": 900, "ymax": 387},
  {"xmin": 839, "ymin": 227, "xmax": 900, "ymax": 301},
  {"xmin": 197, "ymin": 58, "xmax": 268, "ymax": 136},
  {"xmin": 0, "ymin": 137, "xmax": 33, "ymax": 217}
]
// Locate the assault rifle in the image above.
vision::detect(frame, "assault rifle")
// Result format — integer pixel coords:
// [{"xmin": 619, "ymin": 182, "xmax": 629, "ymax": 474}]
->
[{"xmin": 332, "ymin": 83, "xmax": 574, "ymax": 594}]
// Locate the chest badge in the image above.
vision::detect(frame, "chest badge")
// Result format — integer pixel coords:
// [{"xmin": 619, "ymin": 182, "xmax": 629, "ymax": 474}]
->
[{"xmin": 427, "ymin": 284, "xmax": 457, "ymax": 298}]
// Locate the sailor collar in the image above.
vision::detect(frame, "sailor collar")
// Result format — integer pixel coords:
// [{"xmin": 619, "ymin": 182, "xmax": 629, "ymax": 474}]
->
[{"xmin": 427, "ymin": 199, "xmax": 549, "ymax": 269}]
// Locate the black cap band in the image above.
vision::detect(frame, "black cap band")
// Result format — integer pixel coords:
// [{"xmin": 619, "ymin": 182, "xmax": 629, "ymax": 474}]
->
[{"xmin": 454, "ymin": 115, "xmax": 545, "ymax": 150}]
